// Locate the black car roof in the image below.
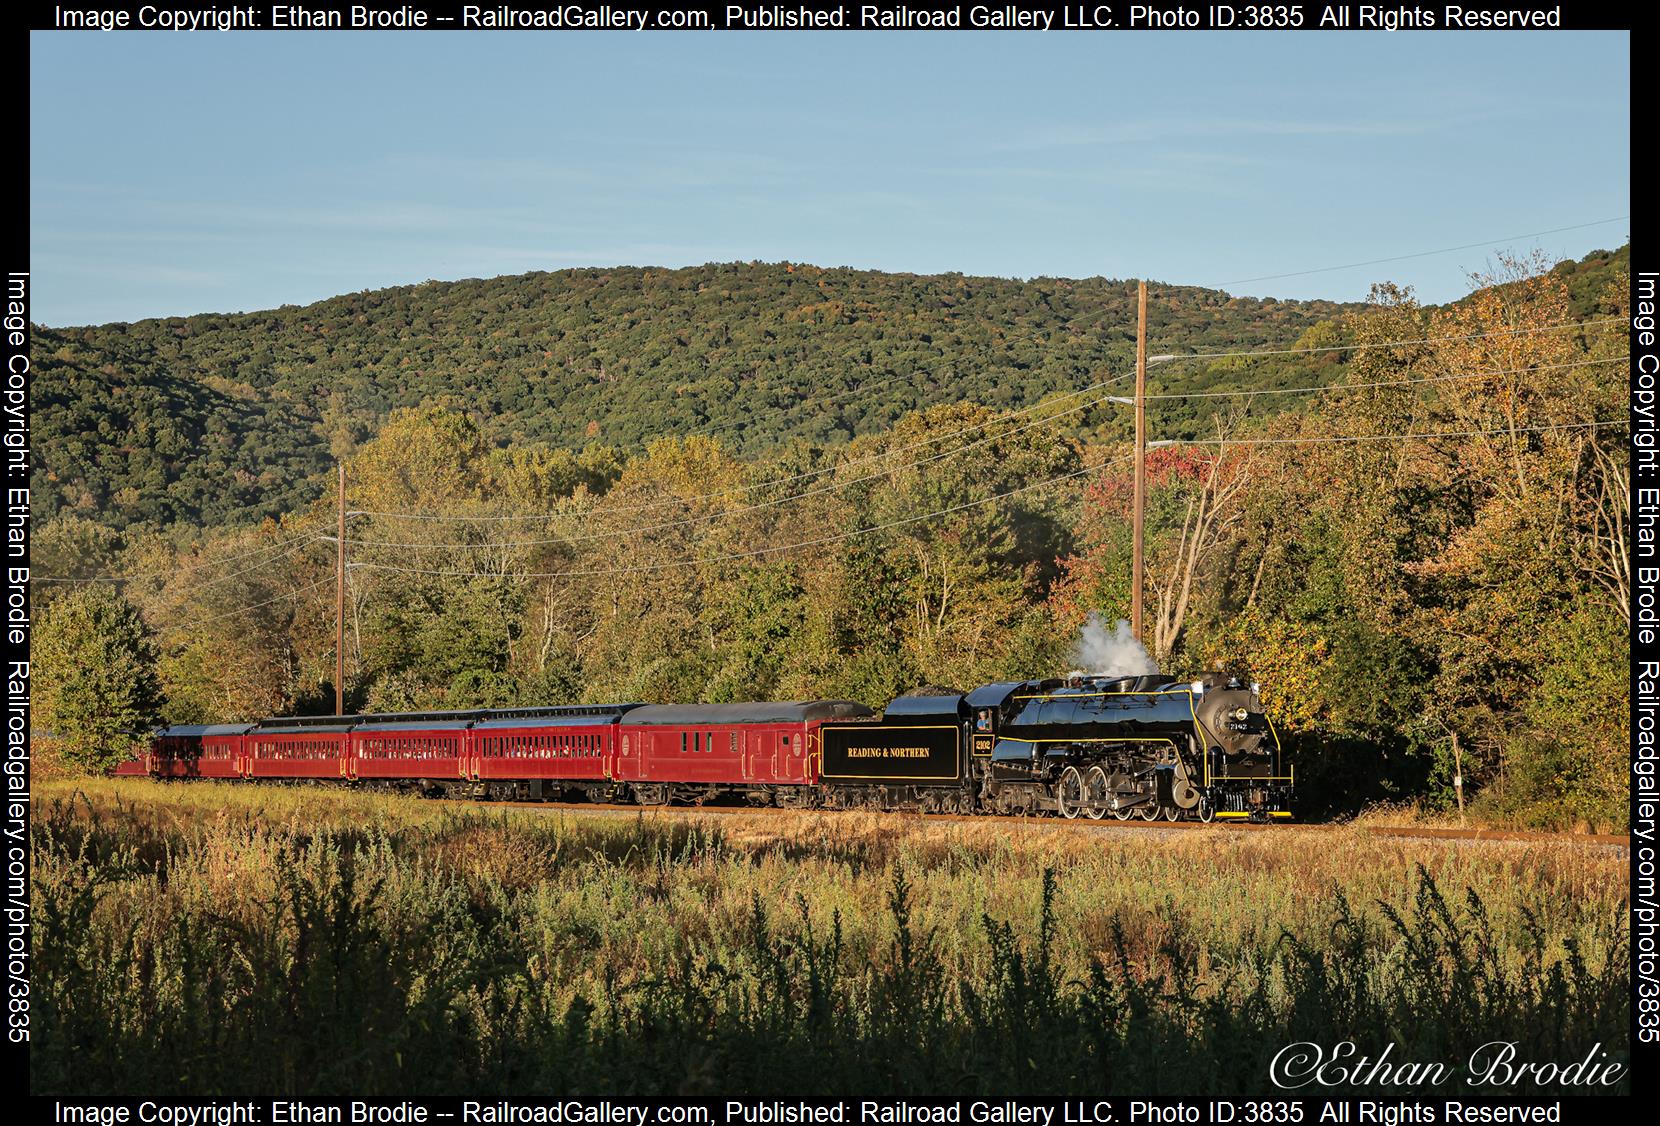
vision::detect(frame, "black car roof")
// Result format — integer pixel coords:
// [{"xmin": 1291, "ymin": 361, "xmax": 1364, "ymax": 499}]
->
[
  {"xmin": 160, "ymin": 723, "xmax": 255, "ymax": 737},
  {"xmin": 472, "ymin": 713, "xmax": 631, "ymax": 730},
  {"xmin": 882, "ymin": 694, "xmax": 966, "ymax": 719},
  {"xmin": 624, "ymin": 701, "xmax": 873, "ymax": 725}
]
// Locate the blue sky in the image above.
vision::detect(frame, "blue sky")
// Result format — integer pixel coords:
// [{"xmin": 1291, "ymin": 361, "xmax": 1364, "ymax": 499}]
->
[{"xmin": 31, "ymin": 31, "xmax": 1629, "ymax": 326}]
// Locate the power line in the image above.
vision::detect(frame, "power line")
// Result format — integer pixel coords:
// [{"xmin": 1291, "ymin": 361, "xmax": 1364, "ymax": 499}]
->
[
  {"xmin": 33, "ymin": 523, "xmax": 323, "ymax": 584},
  {"xmin": 1175, "ymin": 316, "xmax": 1622, "ymax": 362},
  {"xmin": 156, "ymin": 534, "xmax": 326, "ymax": 604},
  {"xmin": 346, "ymin": 377, "xmax": 1136, "ymax": 551},
  {"xmin": 343, "ymin": 353, "xmax": 1628, "ymax": 553},
  {"xmin": 1165, "ymin": 418, "xmax": 1626, "ymax": 448},
  {"xmin": 356, "ymin": 369, "xmax": 1136, "ymax": 525},
  {"xmin": 591, "ymin": 221, "xmax": 1631, "ymax": 449},
  {"xmin": 1212, "ymin": 216, "xmax": 1630, "ymax": 288},
  {"xmin": 191, "ymin": 577, "xmax": 335, "ymax": 627},
  {"xmin": 352, "ymin": 314, "xmax": 1621, "ymax": 527},
  {"xmin": 342, "ymin": 416, "xmax": 1626, "ymax": 582},
  {"xmin": 349, "ymin": 456, "xmax": 1134, "ymax": 580},
  {"xmin": 40, "ymin": 312, "xmax": 1620, "ymax": 580},
  {"xmin": 1140, "ymin": 354, "xmax": 1627, "ymax": 402}
]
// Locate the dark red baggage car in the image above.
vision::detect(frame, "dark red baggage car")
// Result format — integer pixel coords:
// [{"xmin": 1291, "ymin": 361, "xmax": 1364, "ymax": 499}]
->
[{"xmin": 614, "ymin": 702, "xmax": 873, "ymax": 799}]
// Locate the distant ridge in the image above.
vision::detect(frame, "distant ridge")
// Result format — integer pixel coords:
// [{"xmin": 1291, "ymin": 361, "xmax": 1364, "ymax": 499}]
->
[{"xmin": 30, "ymin": 247, "xmax": 1627, "ymax": 533}]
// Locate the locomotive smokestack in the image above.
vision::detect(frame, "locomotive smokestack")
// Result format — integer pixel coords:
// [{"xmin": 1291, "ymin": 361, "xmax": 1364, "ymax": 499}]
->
[{"xmin": 1070, "ymin": 613, "xmax": 1160, "ymax": 678}]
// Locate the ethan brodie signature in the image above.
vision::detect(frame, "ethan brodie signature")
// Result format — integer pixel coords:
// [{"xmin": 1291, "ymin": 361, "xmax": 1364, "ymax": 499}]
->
[{"xmin": 1268, "ymin": 1042, "xmax": 1626, "ymax": 1089}]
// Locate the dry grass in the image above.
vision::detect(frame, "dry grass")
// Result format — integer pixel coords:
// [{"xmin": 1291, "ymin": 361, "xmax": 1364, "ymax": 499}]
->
[
  {"xmin": 30, "ymin": 779, "xmax": 1629, "ymax": 1096},
  {"xmin": 1350, "ymin": 799, "xmax": 1475, "ymax": 829}
]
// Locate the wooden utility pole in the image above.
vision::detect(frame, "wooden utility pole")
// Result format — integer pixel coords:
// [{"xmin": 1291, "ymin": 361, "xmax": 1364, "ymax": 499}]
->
[
  {"xmin": 1451, "ymin": 731, "xmax": 1466, "ymax": 824},
  {"xmin": 335, "ymin": 463, "xmax": 346, "ymax": 717},
  {"xmin": 1131, "ymin": 280, "xmax": 1147, "ymax": 643}
]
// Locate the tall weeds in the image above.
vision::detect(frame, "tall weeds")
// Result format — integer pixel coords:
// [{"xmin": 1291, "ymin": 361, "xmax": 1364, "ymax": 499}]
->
[{"xmin": 30, "ymin": 786, "xmax": 1628, "ymax": 1095}]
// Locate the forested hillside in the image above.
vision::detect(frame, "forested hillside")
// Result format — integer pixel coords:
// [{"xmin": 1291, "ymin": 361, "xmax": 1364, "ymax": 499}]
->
[
  {"xmin": 33, "ymin": 262, "xmax": 1370, "ymax": 531},
  {"xmin": 35, "ymin": 251, "xmax": 1628, "ymax": 535}
]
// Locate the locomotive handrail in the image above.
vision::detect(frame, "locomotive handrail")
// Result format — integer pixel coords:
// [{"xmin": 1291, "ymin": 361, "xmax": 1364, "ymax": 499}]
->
[
  {"xmin": 994, "ymin": 735, "xmax": 1179, "ymax": 744},
  {"xmin": 1011, "ymin": 689, "xmax": 1193, "ymax": 701}
]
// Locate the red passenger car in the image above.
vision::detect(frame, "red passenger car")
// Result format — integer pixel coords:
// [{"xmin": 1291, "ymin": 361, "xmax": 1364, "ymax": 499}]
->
[
  {"xmin": 351, "ymin": 715, "xmax": 473, "ymax": 783},
  {"xmin": 111, "ymin": 744, "xmax": 153, "ymax": 777},
  {"xmin": 142, "ymin": 723, "xmax": 253, "ymax": 779},
  {"xmin": 245, "ymin": 716, "xmax": 353, "ymax": 780},
  {"xmin": 468, "ymin": 714, "xmax": 617, "ymax": 793}
]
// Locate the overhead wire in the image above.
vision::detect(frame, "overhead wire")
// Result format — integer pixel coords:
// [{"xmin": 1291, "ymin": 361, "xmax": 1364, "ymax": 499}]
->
[
  {"xmin": 155, "ymin": 534, "xmax": 327, "ymax": 603},
  {"xmin": 191, "ymin": 577, "xmax": 335, "ymax": 626},
  {"xmin": 348, "ymin": 455, "xmax": 1135, "ymax": 580},
  {"xmin": 1141, "ymin": 354, "xmax": 1627, "ymax": 401},
  {"xmin": 46, "ymin": 230, "xmax": 1630, "ymax": 575},
  {"xmin": 343, "ymin": 352, "xmax": 1629, "ymax": 553},
  {"xmin": 346, "ymin": 374, "xmax": 1138, "ymax": 551},
  {"xmin": 45, "ymin": 222, "xmax": 1626, "ymax": 552},
  {"xmin": 39, "ymin": 328, "xmax": 1623, "ymax": 586},
  {"xmin": 354, "ymin": 367, "xmax": 1134, "ymax": 524},
  {"xmin": 1165, "ymin": 418, "xmax": 1627, "ymax": 448},
  {"xmin": 342, "ymin": 414, "xmax": 1628, "ymax": 582},
  {"xmin": 35, "ymin": 220, "xmax": 1628, "ymax": 637},
  {"xmin": 1212, "ymin": 216, "xmax": 1630, "ymax": 288},
  {"xmin": 353, "ymin": 313, "xmax": 1624, "ymax": 526},
  {"xmin": 1173, "ymin": 315, "xmax": 1622, "ymax": 362},
  {"xmin": 512, "ymin": 221, "xmax": 1635, "ymax": 471},
  {"xmin": 33, "ymin": 522, "xmax": 325, "ymax": 584}
]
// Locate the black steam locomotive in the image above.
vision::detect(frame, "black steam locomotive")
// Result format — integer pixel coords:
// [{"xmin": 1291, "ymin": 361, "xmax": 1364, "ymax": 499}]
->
[{"xmin": 821, "ymin": 672, "xmax": 1291, "ymax": 822}]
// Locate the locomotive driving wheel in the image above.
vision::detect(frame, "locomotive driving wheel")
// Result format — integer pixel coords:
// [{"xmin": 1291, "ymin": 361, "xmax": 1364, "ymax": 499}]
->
[
  {"xmin": 1083, "ymin": 765, "xmax": 1110, "ymax": 821},
  {"xmin": 1137, "ymin": 798, "xmax": 1159, "ymax": 821},
  {"xmin": 1056, "ymin": 765, "xmax": 1085, "ymax": 819},
  {"xmin": 1108, "ymin": 771, "xmax": 1134, "ymax": 819}
]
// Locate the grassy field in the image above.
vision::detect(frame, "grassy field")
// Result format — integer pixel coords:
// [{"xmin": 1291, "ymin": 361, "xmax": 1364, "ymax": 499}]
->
[{"xmin": 30, "ymin": 780, "xmax": 1629, "ymax": 1096}]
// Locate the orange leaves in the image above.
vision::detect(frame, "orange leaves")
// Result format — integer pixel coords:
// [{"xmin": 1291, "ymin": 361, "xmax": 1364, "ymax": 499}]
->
[
  {"xmin": 1079, "ymin": 446, "xmax": 1230, "ymax": 518},
  {"xmin": 1203, "ymin": 607, "xmax": 1332, "ymax": 733}
]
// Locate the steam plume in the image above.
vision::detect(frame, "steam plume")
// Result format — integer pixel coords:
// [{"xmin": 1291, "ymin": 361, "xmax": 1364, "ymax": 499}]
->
[{"xmin": 1069, "ymin": 613, "xmax": 1160, "ymax": 678}]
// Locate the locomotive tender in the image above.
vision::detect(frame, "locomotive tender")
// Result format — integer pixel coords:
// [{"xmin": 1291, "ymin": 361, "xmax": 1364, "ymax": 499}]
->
[{"xmin": 116, "ymin": 673, "xmax": 1291, "ymax": 822}]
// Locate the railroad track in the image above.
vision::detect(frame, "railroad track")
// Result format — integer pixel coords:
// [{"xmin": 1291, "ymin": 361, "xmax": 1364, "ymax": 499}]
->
[{"xmin": 475, "ymin": 798, "xmax": 1629, "ymax": 849}]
